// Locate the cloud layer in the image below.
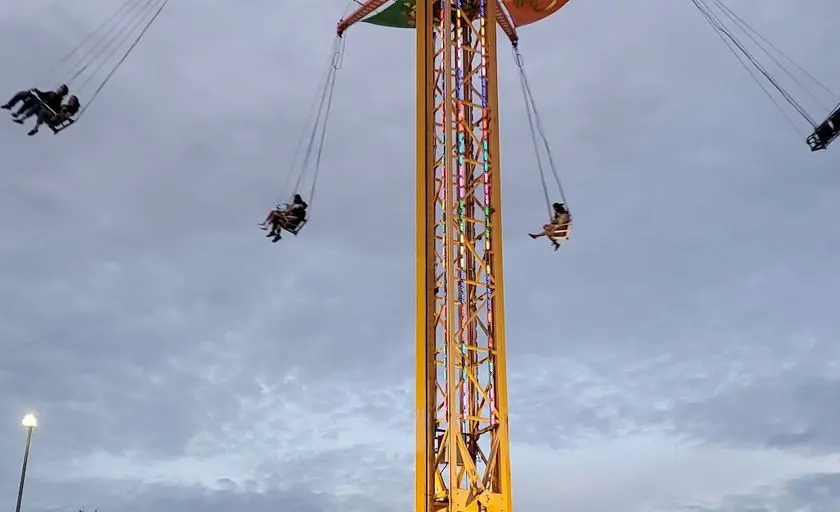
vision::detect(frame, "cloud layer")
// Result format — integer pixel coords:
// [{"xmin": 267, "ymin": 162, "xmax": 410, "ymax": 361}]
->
[{"xmin": 1, "ymin": 0, "xmax": 839, "ymax": 511}]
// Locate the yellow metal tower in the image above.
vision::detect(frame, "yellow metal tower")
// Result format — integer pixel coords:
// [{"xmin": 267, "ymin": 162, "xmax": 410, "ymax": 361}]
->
[
  {"xmin": 415, "ymin": 1, "xmax": 512, "ymax": 511},
  {"xmin": 338, "ymin": 1, "xmax": 546, "ymax": 510}
]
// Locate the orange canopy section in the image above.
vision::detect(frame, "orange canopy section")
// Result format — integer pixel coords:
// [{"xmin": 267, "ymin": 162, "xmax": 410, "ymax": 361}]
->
[{"xmin": 502, "ymin": 0, "xmax": 570, "ymax": 27}]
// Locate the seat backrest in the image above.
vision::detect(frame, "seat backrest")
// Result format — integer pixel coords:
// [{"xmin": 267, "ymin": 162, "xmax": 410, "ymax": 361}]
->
[{"xmin": 550, "ymin": 220, "xmax": 571, "ymax": 240}]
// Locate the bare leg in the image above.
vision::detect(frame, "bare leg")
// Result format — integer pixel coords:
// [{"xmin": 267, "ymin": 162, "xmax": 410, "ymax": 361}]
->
[
  {"xmin": 530, "ymin": 222, "xmax": 554, "ymax": 238},
  {"xmin": 530, "ymin": 223, "xmax": 554, "ymax": 239},
  {"xmin": 259, "ymin": 211, "xmax": 282, "ymax": 229},
  {"xmin": 534, "ymin": 219, "xmax": 571, "ymax": 239}
]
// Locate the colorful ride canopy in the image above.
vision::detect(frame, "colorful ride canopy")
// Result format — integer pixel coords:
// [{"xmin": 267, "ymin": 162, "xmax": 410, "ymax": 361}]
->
[{"xmin": 362, "ymin": 0, "xmax": 568, "ymax": 28}]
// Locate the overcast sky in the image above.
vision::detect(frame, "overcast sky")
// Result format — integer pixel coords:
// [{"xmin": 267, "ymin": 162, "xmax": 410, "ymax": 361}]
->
[{"xmin": 1, "ymin": 0, "xmax": 839, "ymax": 511}]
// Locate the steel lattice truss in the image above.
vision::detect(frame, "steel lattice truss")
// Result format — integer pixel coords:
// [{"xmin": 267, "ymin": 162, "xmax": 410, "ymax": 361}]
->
[{"xmin": 419, "ymin": 1, "xmax": 512, "ymax": 511}]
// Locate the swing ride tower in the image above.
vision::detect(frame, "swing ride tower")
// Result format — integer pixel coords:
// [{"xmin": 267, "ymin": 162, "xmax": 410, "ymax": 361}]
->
[
  {"xmin": 336, "ymin": 0, "xmax": 558, "ymax": 510},
  {"xmin": 413, "ymin": 1, "xmax": 512, "ymax": 511}
]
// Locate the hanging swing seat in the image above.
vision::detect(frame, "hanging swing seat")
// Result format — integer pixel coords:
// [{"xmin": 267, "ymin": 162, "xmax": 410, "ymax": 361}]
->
[
  {"xmin": 547, "ymin": 220, "xmax": 571, "ymax": 241},
  {"xmin": 51, "ymin": 118, "xmax": 75, "ymax": 134},
  {"xmin": 689, "ymin": 0, "xmax": 840, "ymax": 153},
  {"xmin": 269, "ymin": 207, "xmax": 308, "ymax": 236},
  {"xmin": 30, "ymin": 92, "xmax": 77, "ymax": 134},
  {"xmin": 515, "ymin": 45, "xmax": 572, "ymax": 254},
  {"xmin": 282, "ymin": 218, "xmax": 307, "ymax": 235},
  {"xmin": 21, "ymin": 0, "xmax": 170, "ymax": 139},
  {"xmin": 545, "ymin": 219, "xmax": 572, "ymax": 247},
  {"xmin": 807, "ymin": 105, "xmax": 840, "ymax": 151}
]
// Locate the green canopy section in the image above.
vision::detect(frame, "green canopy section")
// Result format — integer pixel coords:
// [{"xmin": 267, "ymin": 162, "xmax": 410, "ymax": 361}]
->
[{"xmin": 362, "ymin": 0, "xmax": 417, "ymax": 29}]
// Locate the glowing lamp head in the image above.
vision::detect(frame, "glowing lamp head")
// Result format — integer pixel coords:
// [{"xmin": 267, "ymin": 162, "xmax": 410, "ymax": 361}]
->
[{"xmin": 21, "ymin": 414, "xmax": 37, "ymax": 428}]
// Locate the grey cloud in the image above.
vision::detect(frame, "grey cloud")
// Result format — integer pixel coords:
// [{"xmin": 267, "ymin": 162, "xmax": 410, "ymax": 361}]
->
[
  {"xmin": 2, "ymin": 0, "xmax": 840, "ymax": 511},
  {"xmin": 506, "ymin": 326, "xmax": 840, "ymax": 450},
  {"xmin": 675, "ymin": 472, "xmax": 840, "ymax": 512},
  {"xmin": 675, "ymin": 374, "xmax": 840, "ymax": 453}
]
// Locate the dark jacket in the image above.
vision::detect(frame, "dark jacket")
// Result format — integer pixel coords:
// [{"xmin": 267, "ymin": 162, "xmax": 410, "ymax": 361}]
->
[{"xmin": 39, "ymin": 91, "xmax": 64, "ymax": 111}]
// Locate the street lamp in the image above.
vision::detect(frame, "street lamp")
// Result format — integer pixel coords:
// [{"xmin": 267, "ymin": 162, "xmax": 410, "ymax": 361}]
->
[{"xmin": 15, "ymin": 413, "xmax": 37, "ymax": 512}]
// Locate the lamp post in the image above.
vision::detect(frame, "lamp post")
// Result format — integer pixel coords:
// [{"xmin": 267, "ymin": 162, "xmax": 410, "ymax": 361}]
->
[{"xmin": 15, "ymin": 414, "xmax": 37, "ymax": 512}]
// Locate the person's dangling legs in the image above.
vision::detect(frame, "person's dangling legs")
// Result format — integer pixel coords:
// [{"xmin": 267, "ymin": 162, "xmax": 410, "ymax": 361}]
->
[
  {"xmin": 27, "ymin": 109, "xmax": 56, "ymax": 136},
  {"xmin": 529, "ymin": 223, "xmax": 553, "ymax": 239},
  {"xmin": 13, "ymin": 101, "xmax": 41, "ymax": 124},
  {"xmin": 1, "ymin": 90, "xmax": 33, "ymax": 111},
  {"xmin": 12, "ymin": 96, "xmax": 39, "ymax": 119}
]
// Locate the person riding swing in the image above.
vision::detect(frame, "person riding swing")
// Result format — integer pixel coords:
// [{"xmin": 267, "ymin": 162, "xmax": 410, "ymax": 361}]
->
[
  {"xmin": 529, "ymin": 202, "xmax": 571, "ymax": 251},
  {"xmin": 2, "ymin": 84, "xmax": 67, "ymax": 117},
  {"xmin": 258, "ymin": 194, "xmax": 308, "ymax": 242},
  {"xmin": 5, "ymin": 85, "xmax": 69, "ymax": 129},
  {"xmin": 28, "ymin": 95, "xmax": 80, "ymax": 136}
]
